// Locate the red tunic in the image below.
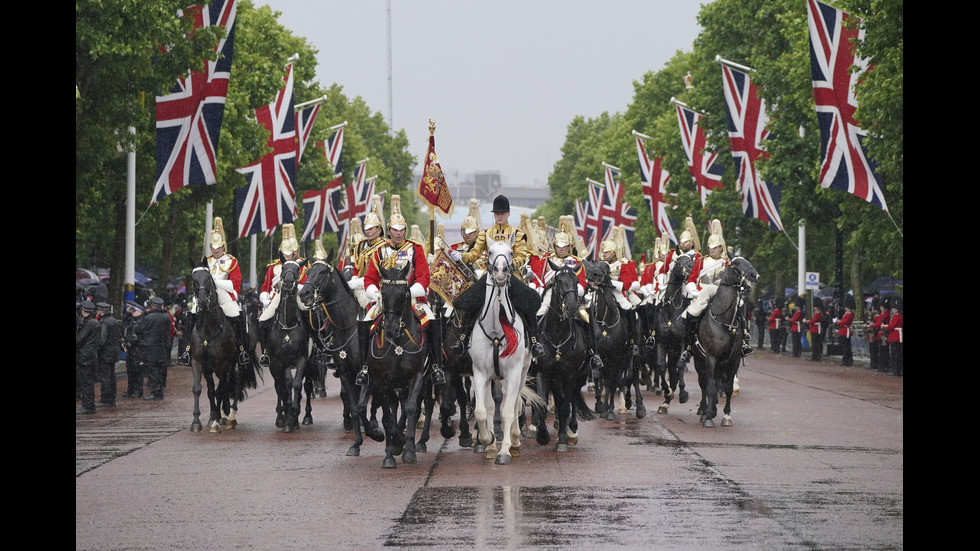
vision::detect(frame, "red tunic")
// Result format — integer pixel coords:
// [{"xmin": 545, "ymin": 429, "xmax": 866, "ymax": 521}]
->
[
  {"xmin": 807, "ymin": 310, "xmax": 822, "ymax": 334},
  {"xmin": 768, "ymin": 308, "xmax": 782, "ymax": 330},
  {"xmin": 837, "ymin": 311, "xmax": 854, "ymax": 338},
  {"xmin": 788, "ymin": 311, "xmax": 803, "ymax": 333},
  {"xmin": 885, "ymin": 312, "xmax": 903, "ymax": 343},
  {"xmin": 363, "ymin": 239, "xmax": 431, "ymax": 297}
]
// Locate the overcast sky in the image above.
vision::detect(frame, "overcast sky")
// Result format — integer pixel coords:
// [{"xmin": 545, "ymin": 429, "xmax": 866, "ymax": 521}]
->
[{"xmin": 260, "ymin": 0, "xmax": 707, "ymax": 188}]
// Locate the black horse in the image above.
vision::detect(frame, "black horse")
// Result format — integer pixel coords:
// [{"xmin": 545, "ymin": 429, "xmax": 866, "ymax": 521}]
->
[
  {"xmin": 587, "ymin": 261, "xmax": 645, "ymax": 420},
  {"xmin": 299, "ymin": 259, "xmax": 381, "ymax": 455},
  {"xmin": 693, "ymin": 256, "xmax": 759, "ymax": 428},
  {"xmin": 534, "ymin": 260, "xmax": 596, "ymax": 452},
  {"xmin": 188, "ymin": 264, "xmax": 261, "ymax": 433},
  {"xmin": 417, "ymin": 304, "xmax": 474, "ymax": 452},
  {"xmin": 266, "ymin": 260, "xmax": 312, "ymax": 433},
  {"xmin": 366, "ymin": 264, "xmax": 429, "ymax": 468},
  {"xmin": 653, "ymin": 254, "xmax": 694, "ymax": 415}
]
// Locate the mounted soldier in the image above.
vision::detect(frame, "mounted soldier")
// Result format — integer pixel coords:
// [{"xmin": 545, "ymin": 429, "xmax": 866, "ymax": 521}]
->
[
  {"xmin": 258, "ymin": 223, "xmax": 308, "ymax": 368},
  {"xmin": 598, "ymin": 226, "xmax": 642, "ymax": 358}
]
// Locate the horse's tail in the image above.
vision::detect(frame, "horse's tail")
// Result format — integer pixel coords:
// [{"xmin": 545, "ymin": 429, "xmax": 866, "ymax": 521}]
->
[
  {"xmin": 520, "ymin": 381, "xmax": 548, "ymax": 413},
  {"xmin": 572, "ymin": 388, "xmax": 597, "ymax": 421},
  {"xmin": 233, "ymin": 359, "xmax": 262, "ymax": 402}
]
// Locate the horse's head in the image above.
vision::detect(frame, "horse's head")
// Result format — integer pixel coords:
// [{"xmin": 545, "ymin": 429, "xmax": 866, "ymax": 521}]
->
[
  {"xmin": 586, "ymin": 260, "xmax": 611, "ymax": 289},
  {"xmin": 299, "ymin": 260, "xmax": 333, "ymax": 307},
  {"xmin": 192, "ymin": 262, "xmax": 216, "ymax": 311},
  {"xmin": 549, "ymin": 259, "xmax": 581, "ymax": 316},
  {"xmin": 279, "ymin": 260, "xmax": 304, "ymax": 295},
  {"xmin": 729, "ymin": 256, "xmax": 760, "ymax": 290},
  {"xmin": 486, "ymin": 234, "xmax": 515, "ymax": 288},
  {"xmin": 671, "ymin": 254, "xmax": 694, "ymax": 283}
]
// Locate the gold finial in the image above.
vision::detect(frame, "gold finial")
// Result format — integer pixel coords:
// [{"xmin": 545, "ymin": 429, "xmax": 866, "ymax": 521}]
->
[{"xmin": 428, "ymin": 119, "xmax": 436, "ymax": 135}]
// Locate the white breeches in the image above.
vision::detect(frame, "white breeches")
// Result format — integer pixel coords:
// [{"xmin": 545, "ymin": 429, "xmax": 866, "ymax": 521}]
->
[{"xmin": 684, "ymin": 284, "xmax": 718, "ymax": 318}]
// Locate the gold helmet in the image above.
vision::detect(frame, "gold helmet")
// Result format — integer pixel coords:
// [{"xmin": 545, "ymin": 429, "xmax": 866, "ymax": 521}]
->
[
  {"xmin": 600, "ymin": 237, "xmax": 617, "ymax": 256},
  {"xmin": 313, "ymin": 237, "xmax": 329, "ymax": 262},
  {"xmin": 679, "ymin": 216, "xmax": 701, "ymax": 252},
  {"xmin": 388, "ymin": 194, "xmax": 407, "ymax": 231},
  {"xmin": 209, "ymin": 217, "xmax": 227, "ymax": 251},
  {"xmin": 460, "ymin": 198, "xmax": 482, "ymax": 236},
  {"xmin": 433, "ymin": 222, "xmax": 447, "ymax": 251},
  {"xmin": 707, "ymin": 219, "xmax": 727, "ymax": 258},
  {"xmin": 279, "ymin": 223, "xmax": 299, "ymax": 255},
  {"xmin": 363, "ymin": 194, "xmax": 385, "ymax": 231},
  {"xmin": 409, "ymin": 224, "xmax": 424, "ymax": 244},
  {"xmin": 614, "ymin": 225, "xmax": 629, "ymax": 260},
  {"xmin": 553, "ymin": 215, "xmax": 574, "ymax": 249}
]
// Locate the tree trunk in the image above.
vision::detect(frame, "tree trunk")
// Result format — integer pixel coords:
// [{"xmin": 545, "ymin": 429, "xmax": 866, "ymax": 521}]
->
[{"xmin": 850, "ymin": 243, "xmax": 863, "ymax": 322}]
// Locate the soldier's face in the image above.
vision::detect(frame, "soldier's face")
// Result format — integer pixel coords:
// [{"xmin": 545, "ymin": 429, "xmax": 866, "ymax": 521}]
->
[
  {"xmin": 493, "ymin": 211, "xmax": 509, "ymax": 225},
  {"xmin": 680, "ymin": 240, "xmax": 692, "ymax": 252},
  {"xmin": 211, "ymin": 245, "xmax": 225, "ymax": 257},
  {"xmin": 390, "ymin": 228, "xmax": 406, "ymax": 244},
  {"xmin": 602, "ymin": 250, "xmax": 615, "ymax": 262},
  {"xmin": 709, "ymin": 245, "xmax": 723, "ymax": 259},
  {"xmin": 463, "ymin": 229, "xmax": 476, "ymax": 244},
  {"xmin": 554, "ymin": 245, "xmax": 570, "ymax": 257},
  {"xmin": 365, "ymin": 226, "xmax": 381, "ymax": 239}
]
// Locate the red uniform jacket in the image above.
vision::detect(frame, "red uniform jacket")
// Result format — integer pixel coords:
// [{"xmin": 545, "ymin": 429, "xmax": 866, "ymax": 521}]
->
[
  {"xmin": 788, "ymin": 311, "xmax": 803, "ymax": 333},
  {"xmin": 768, "ymin": 308, "xmax": 782, "ymax": 330},
  {"xmin": 837, "ymin": 312, "xmax": 854, "ymax": 338},
  {"xmin": 808, "ymin": 310, "xmax": 822, "ymax": 334},
  {"xmin": 885, "ymin": 312, "xmax": 903, "ymax": 343}
]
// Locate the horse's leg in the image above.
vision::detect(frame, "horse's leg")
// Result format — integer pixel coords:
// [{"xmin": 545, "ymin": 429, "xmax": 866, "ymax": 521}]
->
[
  {"xmin": 402, "ymin": 369, "xmax": 427, "ymax": 464},
  {"xmin": 553, "ymin": 379, "xmax": 570, "ymax": 452},
  {"xmin": 272, "ymin": 366, "xmax": 286, "ymax": 429},
  {"xmin": 471, "ymin": 370, "xmax": 494, "ymax": 453},
  {"xmin": 721, "ymin": 361, "xmax": 735, "ymax": 427},
  {"xmin": 302, "ymin": 365, "xmax": 315, "ymax": 425},
  {"xmin": 631, "ymin": 357, "xmax": 646, "ymax": 418},
  {"xmin": 416, "ymin": 382, "xmax": 436, "ymax": 453},
  {"xmin": 381, "ymin": 392, "xmax": 399, "ymax": 469},
  {"xmin": 534, "ymin": 374, "xmax": 551, "ymax": 446},
  {"xmin": 439, "ymin": 373, "xmax": 457, "ymax": 440},
  {"xmin": 190, "ymin": 363, "xmax": 204, "ymax": 432},
  {"xmin": 495, "ymin": 364, "xmax": 526, "ymax": 465},
  {"xmin": 205, "ymin": 372, "xmax": 221, "ymax": 432},
  {"xmin": 701, "ymin": 356, "xmax": 719, "ymax": 428}
]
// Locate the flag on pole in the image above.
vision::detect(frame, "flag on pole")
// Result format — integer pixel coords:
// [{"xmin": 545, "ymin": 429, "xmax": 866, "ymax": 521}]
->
[
  {"xmin": 417, "ymin": 129, "xmax": 454, "ymax": 217},
  {"xmin": 299, "ymin": 174, "xmax": 344, "ymax": 242},
  {"xmin": 720, "ymin": 63, "xmax": 784, "ymax": 231},
  {"xmin": 675, "ymin": 102, "xmax": 725, "ymax": 207},
  {"xmin": 152, "ymin": 0, "xmax": 238, "ymax": 205},
  {"xmin": 807, "ymin": 0, "xmax": 886, "ymax": 211},
  {"xmin": 295, "ymin": 102, "xmax": 320, "ymax": 165},
  {"xmin": 316, "ymin": 124, "xmax": 345, "ymax": 174},
  {"xmin": 234, "ymin": 63, "xmax": 298, "ymax": 238},
  {"xmin": 598, "ymin": 164, "xmax": 637, "ymax": 252},
  {"xmin": 333, "ymin": 162, "xmax": 374, "ymax": 250},
  {"xmin": 635, "ymin": 135, "xmax": 678, "ymax": 244}
]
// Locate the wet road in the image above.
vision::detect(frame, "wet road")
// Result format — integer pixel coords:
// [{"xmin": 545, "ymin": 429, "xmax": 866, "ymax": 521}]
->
[{"xmin": 76, "ymin": 351, "xmax": 903, "ymax": 550}]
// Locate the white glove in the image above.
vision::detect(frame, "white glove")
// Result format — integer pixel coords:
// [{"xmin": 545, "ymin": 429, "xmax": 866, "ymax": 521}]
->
[
  {"xmin": 348, "ymin": 276, "xmax": 364, "ymax": 290},
  {"xmin": 629, "ymin": 281, "xmax": 640, "ymax": 293},
  {"xmin": 529, "ymin": 282, "xmax": 537, "ymax": 290},
  {"xmin": 577, "ymin": 284, "xmax": 585, "ymax": 297},
  {"xmin": 612, "ymin": 280, "xmax": 624, "ymax": 292},
  {"xmin": 365, "ymin": 285, "xmax": 379, "ymax": 302},
  {"xmin": 410, "ymin": 282, "xmax": 426, "ymax": 298},
  {"xmin": 259, "ymin": 291, "xmax": 271, "ymax": 307},
  {"xmin": 215, "ymin": 279, "xmax": 235, "ymax": 293},
  {"xmin": 685, "ymin": 282, "xmax": 699, "ymax": 297},
  {"xmin": 449, "ymin": 249, "xmax": 462, "ymax": 262}
]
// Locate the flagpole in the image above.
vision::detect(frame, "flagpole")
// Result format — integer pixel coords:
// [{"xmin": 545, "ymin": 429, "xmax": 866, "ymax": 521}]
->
[
  {"xmin": 125, "ymin": 126, "xmax": 136, "ymax": 305},
  {"xmin": 714, "ymin": 55, "xmax": 755, "ymax": 73},
  {"xmin": 294, "ymin": 95, "xmax": 327, "ymax": 110},
  {"xmin": 328, "ymin": 121, "xmax": 348, "ymax": 131},
  {"xmin": 632, "ymin": 130, "xmax": 651, "ymax": 140}
]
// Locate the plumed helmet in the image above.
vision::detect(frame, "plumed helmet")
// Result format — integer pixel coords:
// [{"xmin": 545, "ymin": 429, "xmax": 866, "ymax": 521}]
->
[
  {"xmin": 313, "ymin": 237, "xmax": 329, "ymax": 261},
  {"xmin": 553, "ymin": 215, "xmax": 575, "ymax": 249},
  {"xmin": 491, "ymin": 195, "xmax": 510, "ymax": 213},
  {"xmin": 210, "ymin": 217, "xmax": 227, "ymax": 250},
  {"xmin": 279, "ymin": 223, "xmax": 299, "ymax": 255},
  {"xmin": 518, "ymin": 212, "xmax": 540, "ymax": 254},
  {"xmin": 349, "ymin": 217, "xmax": 365, "ymax": 245},
  {"xmin": 409, "ymin": 224, "xmax": 424, "ymax": 244},
  {"xmin": 601, "ymin": 238, "xmax": 617, "ymax": 255},
  {"xmin": 433, "ymin": 222, "xmax": 447, "ymax": 251},
  {"xmin": 461, "ymin": 198, "xmax": 482, "ymax": 234},
  {"xmin": 707, "ymin": 219, "xmax": 726, "ymax": 257},
  {"xmin": 553, "ymin": 231, "xmax": 572, "ymax": 248},
  {"xmin": 388, "ymin": 195, "xmax": 407, "ymax": 231},
  {"xmin": 614, "ymin": 225, "xmax": 629, "ymax": 260},
  {"xmin": 363, "ymin": 194, "xmax": 385, "ymax": 230},
  {"xmin": 679, "ymin": 217, "xmax": 701, "ymax": 252}
]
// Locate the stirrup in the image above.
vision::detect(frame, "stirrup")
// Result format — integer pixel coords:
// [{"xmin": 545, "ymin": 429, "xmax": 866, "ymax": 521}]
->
[
  {"xmin": 644, "ymin": 335, "xmax": 656, "ymax": 350},
  {"xmin": 531, "ymin": 341, "xmax": 545, "ymax": 358},
  {"xmin": 355, "ymin": 367, "xmax": 369, "ymax": 387},
  {"xmin": 450, "ymin": 336, "xmax": 467, "ymax": 355},
  {"xmin": 681, "ymin": 349, "xmax": 691, "ymax": 363},
  {"xmin": 742, "ymin": 343, "xmax": 754, "ymax": 356},
  {"xmin": 178, "ymin": 349, "xmax": 190, "ymax": 365},
  {"xmin": 432, "ymin": 366, "xmax": 446, "ymax": 385},
  {"xmin": 238, "ymin": 348, "xmax": 251, "ymax": 366},
  {"xmin": 259, "ymin": 353, "xmax": 270, "ymax": 369},
  {"xmin": 630, "ymin": 344, "xmax": 640, "ymax": 357}
]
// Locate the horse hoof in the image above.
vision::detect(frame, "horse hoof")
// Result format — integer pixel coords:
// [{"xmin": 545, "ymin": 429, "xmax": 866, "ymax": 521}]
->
[
  {"xmin": 536, "ymin": 430, "xmax": 550, "ymax": 446},
  {"xmin": 441, "ymin": 425, "xmax": 456, "ymax": 439},
  {"xmin": 458, "ymin": 435, "xmax": 474, "ymax": 448},
  {"xmin": 703, "ymin": 418, "xmax": 715, "ymax": 428},
  {"xmin": 494, "ymin": 453, "xmax": 511, "ymax": 465},
  {"xmin": 655, "ymin": 388, "xmax": 663, "ymax": 396},
  {"xmin": 209, "ymin": 424, "xmax": 221, "ymax": 434},
  {"xmin": 283, "ymin": 423, "xmax": 294, "ymax": 434},
  {"xmin": 657, "ymin": 404, "xmax": 669, "ymax": 414},
  {"xmin": 556, "ymin": 443, "xmax": 569, "ymax": 453},
  {"xmin": 383, "ymin": 457, "xmax": 397, "ymax": 469},
  {"xmin": 474, "ymin": 444, "xmax": 486, "ymax": 453},
  {"xmin": 595, "ymin": 402, "xmax": 605, "ymax": 414},
  {"xmin": 485, "ymin": 445, "xmax": 498, "ymax": 460},
  {"xmin": 346, "ymin": 447, "xmax": 360, "ymax": 457},
  {"xmin": 417, "ymin": 414, "xmax": 426, "ymax": 430},
  {"xmin": 679, "ymin": 390, "xmax": 689, "ymax": 404},
  {"xmin": 566, "ymin": 433, "xmax": 578, "ymax": 446},
  {"xmin": 343, "ymin": 418, "xmax": 353, "ymax": 431},
  {"xmin": 302, "ymin": 416, "xmax": 313, "ymax": 425},
  {"xmin": 604, "ymin": 410, "xmax": 616, "ymax": 421},
  {"xmin": 617, "ymin": 407, "xmax": 628, "ymax": 414},
  {"xmin": 370, "ymin": 431, "xmax": 385, "ymax": 443},
  {"xmin": 191, "ymin": 422, "xmax": 203, "ymax": 433},
  {"xmin": 416, "ymin": 442, "xmax": 427, "ymax": 453},
  {"xmin": 509, "ymin": 446, "xmax": 520, "ymax": 457},
  {"xmin": 732, "ymin": 389, "xmax": 740, "ymax": 397},
  {"xmin": 636, "ymin": 405, "xmax": 647, "ymax": 419},
  {"xmin": 275, "ymin": 416, "xmax": 285, "ymax": 429},
  {"xmin": 721, "ymin": 415, "xmax": 734, "ymax": 427},
  {"xmin": 403, "ymin": 451, "xmax": 417, "ymax": 463}
]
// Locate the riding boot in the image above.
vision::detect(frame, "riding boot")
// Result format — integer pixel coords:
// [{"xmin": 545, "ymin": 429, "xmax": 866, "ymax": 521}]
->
[
  {"xmin": 680, "ymin": 315, "xmax": 698, "ymax": 363},
  {"xmin": 639, "ymin": 305, "xmax": 656, "ymax": 350},
  {"xmin": 625, "ymin": 309, "xmax": 640, "ymax": 357},
  {"xmin": 356, "ymin": 320, "xmax": 372, "ymax": 387},
  {"xmin": 742, "ymin": 328, "xmax": 754, "ymax": 356},
  {"xmin": 524, "ymin": 312, "xmax": 545, "ymax": 358},
  {"xmin": 178, "ymin": 313, "xmax": 195, "ymax": 364},
  {"xmin": 426, "ymin": 325, "xmax": 446, "ymax": 385},
  {"xmin": 234, "ymin": 314, "xmax": 251, "ymax": 367},
  {"xmin": 258, "ymin": 319, "xmax": 271, "ymax": 368},
  {"xmin": 581, "ymin": 319, "xmax": 604, "ymax": 378},
  {"xmin": 450, "ymin": 308, "xmax": 476, "ymax": 355}
]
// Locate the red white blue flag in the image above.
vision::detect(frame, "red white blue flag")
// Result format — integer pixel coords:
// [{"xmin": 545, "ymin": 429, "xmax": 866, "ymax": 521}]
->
[
  {"xmin": 635, "ymin": 136, "xmax": 678, "ymax": 244},
  {"xmin": 300, "ymin": 174, "xmax": 344, "ymax": 242},
  {"xmin": 720, "ymin": 64, "xmax": 784, "ymax": 231},
  {"xmin": 316, "ymin": 125, "xmax": 345, "ymax": 174},
  {"xmin": 295, "ymin": 102, "xmax": 320, "ymax": 165},
  {"xmin": 675, "ymin": 103, "xmax": 725, "ymax": 207},
  {"xmin": 152, "ymin": 0, "xmax": 237, "ymax": 205},
  {"xmin": 807, "ymin": 0, "xmax": 887, "ymax": 211},
  {"xmin": 330, "ymin": 162, "xmax": 373, "ymax": 250},
  {"xmin": 598, "ymin": 164, "xmax": 637, "ymax": 251},
  {"xmin": 235, "ymin": 63, "xmax": 298, "ymax": 238}
]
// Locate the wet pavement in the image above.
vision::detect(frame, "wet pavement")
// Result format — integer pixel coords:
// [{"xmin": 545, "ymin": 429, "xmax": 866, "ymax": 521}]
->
[{"xmin": 77, "ymin": 351, "xmax": 902, "ymax": 550}]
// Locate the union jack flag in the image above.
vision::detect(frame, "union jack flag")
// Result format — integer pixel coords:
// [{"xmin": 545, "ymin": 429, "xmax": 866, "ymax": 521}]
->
[
  {"xmin": 152, "ymin": 0, "xmax": 238, "ymax": 205},
  {"xmin": 315, "ymin": 125, "xmax": 345, "ymax": 174},
  {"xmin": 635, "ymin": 136, "xmax": 678, "ymax": 244},
  {"xmin": 720, "ymin": 64, "xmax": 784, "ymax": 231},
  {"xmin": 235, "ymin": 63, "xmax": 298, "ymax": 238},
  {"xmin": 295, "ymin": 102, "xmax": 320, "ymax": 165},
  {"xmin": 298, "ymin": 175, "xmax": 341, "ymax": 241},
  {"xmin": 675, "ymin": 103, "xmax": 725, "ymax": 207},
  {"xmin": 599, "ymin": 164, "xmax": 637, "ymax": 251},
  {"xmin": 807, "ymin": 0, "xmax": 886, "ymax": 211},
  {"xmin": 333, "ymin": 162, "xmax": 374, "ymax": 250},
  {"xmin": 574, "ymin": 196, "xmax": 599, "ymax": 259}
]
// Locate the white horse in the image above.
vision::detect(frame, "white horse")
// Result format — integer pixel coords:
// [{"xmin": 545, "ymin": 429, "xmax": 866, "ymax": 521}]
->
[{"xmin": 469, "ymin": 233, "xmax": 535, "ymax": 465}]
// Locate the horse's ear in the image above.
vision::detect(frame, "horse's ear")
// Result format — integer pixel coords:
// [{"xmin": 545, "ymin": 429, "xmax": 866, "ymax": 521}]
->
[
  {"xmin": 199, "ymin": 257, "xmax": 208, "ymax": 269},
  {"xmin": 548, "ymin": 259, "xmax": 561, "ymax": 272},
  {"xmin": 298, "ymin": 258, "xmax": 307, "ymax": 267}
]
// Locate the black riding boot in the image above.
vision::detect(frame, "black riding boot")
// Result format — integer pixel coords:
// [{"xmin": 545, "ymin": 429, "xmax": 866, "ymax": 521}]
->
[
  {"xmin": 450, "ymin": 308, "xmax": 476, "ymax": 355},
  {"xmin": 680, "ymin": 315, "xmax": 698, "ymax": 363},
  {"xmin": 625, "ymin": 309, "xmax": 640, "ymax": 357},
  {"xmin": 523, "ymin": 312, "xmax": 545, "ymax": 358},
  {"xmin": 426, "ymin": 325, "xmax": 446, "ymax": 385},
  {"xmin": 234, "ymin": 314, "xmax": 251, "ymax": 367},
  {"xmin": 640, "ymin": 304, "xmax": 656, "ymax": 349},
  {"xmin": 178, "ymin": 312, "xmax": 195, "ymax": 364},
  {"xmin": 355, "ymin": 320, "xmax": 372, "ymax": 386},
  {"xmin": 258, "ymin": 319, "xmax": 271, "ymax": 368},
  {"xmin": 581, "ymin": 319, "xmax": 604, "ymax": 379}
]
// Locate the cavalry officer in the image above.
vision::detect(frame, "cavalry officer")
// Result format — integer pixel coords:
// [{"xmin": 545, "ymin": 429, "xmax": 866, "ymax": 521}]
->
[
  {"xmin": 136, "ymin": 297, "xmax": 174, "ymax": 400},
  {"xmin": 257, "ymin": 223, "xmax": 307, "ymax": 368},
  {"xmin": 534, "ymin": 226, "xmax": 604, "ymax": 374},
  {"xmin": 96, "ymin": 302, "xmax": 122, "ymax": 407},
  {"xmin": 768, "ymin": 298, "xmax": 783, "ymax": 353},
  {"xmin": 450, "ymin": 195, "xmax": 545, "ymax": 359},
  {"xmin": 362, "ymin": 195, "xmax": 445, "ymax": 385},
  {"xmin": 178, "ymin": 217, "xmax": 252, "ymax": 368},
  {"xmin": 656, "ymin": 217, "xmax": 701, "ymax": 304},
  {"xmin": 787, "ymin": 306, "xmax": 803, "ymax": 357},
  {"xmin": 348, "ymin": 194, "xmax": 387, "ymax": 305},
  {"xmin": 836, "ymin": 295, "xmax": 855, "ymax": 366},
  {"xmin": 807, "ymin": 304, "xmax": 823, "ymax": 361},
  {"xmin": 448, "ymin": 198, "xmax": 487, "ymax": 279},
  {"xmin": 599, "ymin": 229, "xmax": 641, "ymax": 358},
  {"xmin": 884, "ymin": 296, "xmax": 903, "ymax": 376},
  {"xmin": 76, "ymin": 300, "xmax": 103, "ymax": 414},
  {"xmin": 121, "ymin": 301, "xmax": 144, "ymax": 397}
]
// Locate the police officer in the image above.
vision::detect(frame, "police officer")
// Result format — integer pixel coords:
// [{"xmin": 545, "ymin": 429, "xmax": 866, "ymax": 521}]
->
[
  {"xmin": 121, "ymin": 301, "xmax": 144, "ymax": 397},
  {"xmin": 136, "ymin": 297, "xmax": 174, "ymax": 400},
  {"xmin": 95, "ymin": 302, "xmax": 122, "ymax": 407},
  {"xmin": 76, "ymin": 300, "xmax": 103, "ymax": 414}
]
